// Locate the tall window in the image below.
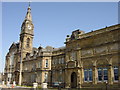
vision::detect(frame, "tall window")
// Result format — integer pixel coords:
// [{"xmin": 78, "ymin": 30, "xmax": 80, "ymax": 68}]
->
[
  {"xmin": 59, "ymin": 58, "xmax": 62, "ymax": 64},
  {"xmin": 84, "ymin": 69, "xmax": 92, "ymax": 82},
  {"xmin": 32, "ymin": 63, "xmax": 36, "ymax": 70},
  {"xmin": 52, "ymin": 71, "xmax": 55, "ymax": 82},
  {"xmin": 44, "ymin": 73, "xmax": 48, "ymax": 83},
  {"xmin": 98, "ymin": 68, "xmax": 102, "ymax": 81},
  {"xmin": 114, "ymin": 66, "xmax": 118, "ymax": 81},
  {"xmin": 26, "ymin": 38, "xmax": 30, "ymax": 48},
  {"xmin": 104, "ymin": 68, "xmax": 108, "ymax": 81},
  {"xmin": 62, "ymin": 58, "xmax": 64, "ymax": 64},
  {"xmin": 38, "ymin": 61, "xmax": 41, "ymax": 68},
  {"xmin": 45, "ymin": 59, "xmax": 48, "ymax": 68},
  {"xmin": 59, "ymin": 70, "xmax": 62, "ymax": 82},
  {"xmin": 98, "ymin": 68, "xmax": 108, "ymax": 82},
  {"xmin": 10, "ymin": 52, "xmax": 14, "ymax": 65}
]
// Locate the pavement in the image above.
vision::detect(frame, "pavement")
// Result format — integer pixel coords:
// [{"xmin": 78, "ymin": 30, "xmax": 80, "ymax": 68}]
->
[
  {"xmin": 0, "ymin": 85, "xmax": 8, "ymax": 88},
  {"xmin": 0, "ymin": 84, "xmax": 33, "ymax": 89}
]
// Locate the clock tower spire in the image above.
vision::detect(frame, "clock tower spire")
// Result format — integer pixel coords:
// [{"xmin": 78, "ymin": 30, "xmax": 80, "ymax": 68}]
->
[
  {"xmin": 25, "ymin": 2, "xmax": 32, "ymax": 22},
  {"xmin": 20, "ymin": 3, "xmax": 34, "ymax": 58}
]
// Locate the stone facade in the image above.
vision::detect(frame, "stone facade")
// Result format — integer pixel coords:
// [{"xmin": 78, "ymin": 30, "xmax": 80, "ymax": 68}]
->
[
  {"xmin": 64, "ymin": 25, "xmax": 120, "ymax": 88},
  {"xmin": 4, "ymin": 4, "xmax": 120, "ymax": 89}
]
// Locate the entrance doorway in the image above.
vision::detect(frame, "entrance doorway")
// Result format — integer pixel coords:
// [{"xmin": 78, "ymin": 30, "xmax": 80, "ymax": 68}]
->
[{"xmin": 71, "ymin": 72, "xmax": 77, "ymax": 88}]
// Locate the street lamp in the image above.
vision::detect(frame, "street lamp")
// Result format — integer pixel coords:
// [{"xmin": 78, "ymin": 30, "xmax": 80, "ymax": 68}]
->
[
  {"xmin": 105, "ymin": 81, "xmax": 108, "ymax": 90},
  {"xmin": 78, "ymin": 82, "xmax": 81, "ymax": 90},
  {"xmin": 18, "ymin": 49, "xmax": 22, "ymax": 85}
]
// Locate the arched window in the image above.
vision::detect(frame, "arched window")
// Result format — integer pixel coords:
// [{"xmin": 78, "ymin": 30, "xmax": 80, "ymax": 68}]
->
[
  {"xmin": 26, "ymin": 38, "xmax": 30, "ymax": 48},
  {"xmin": 45, "ymin": 59, "xmax": 48, "ymax": 68}
]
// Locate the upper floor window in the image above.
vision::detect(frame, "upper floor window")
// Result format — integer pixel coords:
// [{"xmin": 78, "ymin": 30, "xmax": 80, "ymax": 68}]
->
[
  {"xmin": 59, "ymin": 58, "xmax": 62, "ymax": 64},
  {"xmin": 114, "ymin": 66, "xmax": 118, "ymax": 81},
  {"xmin": 70, "ymin": 52, "xmax": 76, "ymax": 61},
  {"xmin": 52, "ymin": 59, "xmax": 54, "ymax": 65},
  {"xmin": 38, "ymin": 61, "xmax": 41, "ymax": 68},
  {"xmin": 45, "ymin": 59, "xmax": 48, "ymax": 68},
  {"xmin": 26, "ymin": 38, "xmax": 30, "ymax": 48},
  {"xmin": 98, "ymin": 68, "xmax": 108, "ymax": 82},
  {"xmin": 84, "ymin": 69, "xmax": 92, "ymax": 82},
  {"xmin": 62, "ymin": 57, "xmax": 64, "ymax": 64},
  {"xmin": 32, "ymin": 63, "xmax": 36, "ymax": 70},
  {"xmin": 10, "ymin": 52, "xmax": 14, "ymax": 66}
]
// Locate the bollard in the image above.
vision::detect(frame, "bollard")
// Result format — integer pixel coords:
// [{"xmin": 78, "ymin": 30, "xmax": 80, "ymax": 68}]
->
[
  {"xmin": 13, "ymin": 81, "xmax": 16, "ymax": 86},
  {"xmin": 42, "ymin": 83, "xmax": 47, "ymax": 88},
  {"xmin": 12, "ymin": 84, "xmax": 14, "ymax": 88},
  {"xmin": 33, "ymin": 83, "xmax": 38, "ymax": 88},
  {"xmin": 2, "ymin": 81, "xmax": 4, "ymax": 85}
]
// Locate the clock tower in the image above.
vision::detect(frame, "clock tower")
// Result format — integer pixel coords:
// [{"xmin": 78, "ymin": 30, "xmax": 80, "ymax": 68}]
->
[{"xmin": 20, "ymin": 4, "xmax": 34, "ymax": 59}]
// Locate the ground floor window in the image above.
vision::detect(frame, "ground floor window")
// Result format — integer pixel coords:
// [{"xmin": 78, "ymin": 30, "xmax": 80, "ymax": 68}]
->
[
  {"xmin": 98, "ymin": 68, "xmax": 108, "ymax": 82},
  {"xmin": 31, "ymin": 74, "xmax": 36, "ymax": 82},
  {"xmin": 114, "ymin": 66, "xmax": 118, "ymax": 81},
  {"xmin": 84, "ymin": 69, "xmax": 92, "ymax": 82},
  {"xmin": 59, "ymin": 70, "xmax": 63, "ymax": 82},
  {"xmin": 44, "ymin": 73, "xmax": 48, "ymax": 83}
]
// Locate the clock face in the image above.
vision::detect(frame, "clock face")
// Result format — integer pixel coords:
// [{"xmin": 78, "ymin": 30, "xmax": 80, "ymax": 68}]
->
[{"xmin": 28, "ymin": 24, "xmax": 32, "ymax": 30}]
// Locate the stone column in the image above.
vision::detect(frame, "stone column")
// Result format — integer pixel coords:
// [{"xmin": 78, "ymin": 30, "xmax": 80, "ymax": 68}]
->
[
  {"xmin": 108, "ymin": 64, "xmax": 114, "ymax": 85},
  {"xmin": 80, "ymin": 67, "xmax": 84, "ymax": 84},
  {"xmin": 93, "ymin": 66, "xmax": 98, "ymax": 84},
  {"xmin": 77, "ymin": 69, "xmax": 81, "ymax": 88}
]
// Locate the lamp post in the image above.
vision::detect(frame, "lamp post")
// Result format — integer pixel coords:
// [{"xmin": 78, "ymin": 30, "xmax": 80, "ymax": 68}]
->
[
  {"xmin": 18, "ymin": 49, "xmax": 22, "ymax": 85},
  {"xmin": 78, "ymin": 82, "xmax": 81, "ymax": 90}
]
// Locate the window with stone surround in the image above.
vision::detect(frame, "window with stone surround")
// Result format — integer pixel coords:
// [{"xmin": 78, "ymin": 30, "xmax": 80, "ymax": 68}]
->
[
  {"xmin": 98, "ymin": 68, "xmax": 108, "ymax": 82},
  {"xmin": 62, "ymin": 57, "xmax": 64, "ymax": 64},
  {"xmin": 59, "ymin": 70, "xmax": 62, "ymax": 82},
  {"xmin": 52, "ymin": 71, "xmax": 55, "ymax": 82},
  {"xmin": 10, "ymin": 52, "xmax": 15, "ymax": 66},
  {"xmin": 26, "ymin": 38, "xmax": 30, "ymax": 48},
  {"xmin": 44, "ymin": 73, "xmax": 48, "ymax": 83},
  {"xmin": 114, "ymin": 66, "xmax": 118, "ymax": 81},
  {"xmin": 38, "ymin": 61, "xmax": 41, "ymax": 68},
  {"xmin": 45, "ymin": 59, "xmax": 48, "ymax": 68},
  {"xmin": 70, "ymin": 51, "xmax": 76, "ymax": 61},
  {"xmin": 84, "ymin": 69, "xmax": 92, "ymax": 82}
]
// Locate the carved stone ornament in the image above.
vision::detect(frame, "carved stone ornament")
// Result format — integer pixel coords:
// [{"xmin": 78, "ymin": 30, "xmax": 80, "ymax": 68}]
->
[{"xmin": 67, "ymin": 61, "xmax": 76, "ymax": 68}]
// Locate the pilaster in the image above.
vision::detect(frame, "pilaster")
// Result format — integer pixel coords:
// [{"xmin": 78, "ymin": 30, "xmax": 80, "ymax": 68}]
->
[
  {"xmin": 80, "ymin": 67, "xmax": 84, "ymax": 84},
  {"xmin": 93, "ymin": 66, "xmax": 98, "ymax": 84},
  {"xmin": 108, "ymin": 65, "xmax": 114, "ymax": 85},
  {"xmin": 77, "ymin": 69, "xmax": 81, "ymax": 88}
]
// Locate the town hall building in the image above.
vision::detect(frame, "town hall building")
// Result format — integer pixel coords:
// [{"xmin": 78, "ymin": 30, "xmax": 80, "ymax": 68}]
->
[{"xmin": 4, "ymin": 4, "xmax": 120, "ymax": 89}]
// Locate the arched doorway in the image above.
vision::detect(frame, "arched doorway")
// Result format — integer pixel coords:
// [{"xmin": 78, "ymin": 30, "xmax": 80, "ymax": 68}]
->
[{"xmin": 71, "ymin": 72, "xmax": 77, "ymax": 88}]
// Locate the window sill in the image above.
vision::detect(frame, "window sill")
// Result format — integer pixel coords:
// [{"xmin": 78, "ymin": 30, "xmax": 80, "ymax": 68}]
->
[{"xmin": 44, "ymin": 67, "xmax": 49, "ymax": 69}]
